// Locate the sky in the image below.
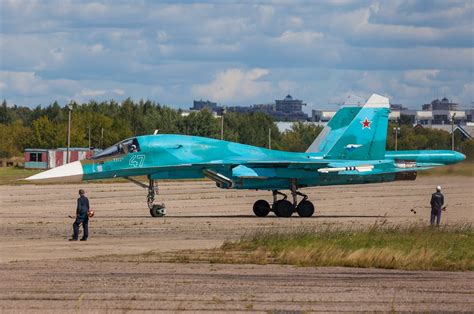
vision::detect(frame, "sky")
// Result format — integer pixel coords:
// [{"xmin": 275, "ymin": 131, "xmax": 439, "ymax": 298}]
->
[{"xmin": 0, "ymin": 0, "xmax": 473, "ymax": 111}]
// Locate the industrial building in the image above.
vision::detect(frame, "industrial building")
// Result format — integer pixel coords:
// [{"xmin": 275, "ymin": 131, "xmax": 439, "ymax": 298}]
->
[
  {"xmin": 311, "ymin": 97, "xmax": 473, "ymax": 140},
  {"xmin": 192, "ymin": 95, "xmax": 309, "ymax": 122},
  {"xmin": 313, "ymin": 97, "xmax": 472, "ymax": 125}
]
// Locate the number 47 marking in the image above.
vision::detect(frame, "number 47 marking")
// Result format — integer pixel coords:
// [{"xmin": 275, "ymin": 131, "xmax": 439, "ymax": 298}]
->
[{"xmin": 129, "ymin": 155, "xmax": 145, "ymax": 167}]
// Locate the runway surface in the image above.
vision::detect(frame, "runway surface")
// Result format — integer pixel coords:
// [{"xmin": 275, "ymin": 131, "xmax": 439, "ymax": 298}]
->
[{"xmin": 0, "ymin": 176, "xmax": 473, "ymax": 311}]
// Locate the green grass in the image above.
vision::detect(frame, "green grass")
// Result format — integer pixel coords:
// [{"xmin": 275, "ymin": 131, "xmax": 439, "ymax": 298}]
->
[
  {"xmin": 219, "ymin": 224, "xmax": 474, "ymax": 271},
  {"xmin": 85, "ymin": 224, "xmax": 474, "ymax": 271},
  {"xmin": 0, "ymin": 167, "xmax": 42, "ymax": 185}
]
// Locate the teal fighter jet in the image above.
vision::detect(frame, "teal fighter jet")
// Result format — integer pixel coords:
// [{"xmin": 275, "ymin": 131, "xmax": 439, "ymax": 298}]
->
[{"xmin": 26, "ymin": 94, "xmax": 465, "ymax": 218}]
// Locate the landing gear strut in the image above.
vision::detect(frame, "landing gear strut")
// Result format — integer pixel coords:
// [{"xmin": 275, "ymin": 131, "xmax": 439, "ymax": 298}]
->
[
  {"xmin": 251, "ymin": 181, "xmax": 315, "ymax": 218},
  {"xmin": 147, "ymin": 179, "xmax": 166, "ymax": 217},
  {"xmin": 125, "ymin": 177, "xmax": 166, "ymax": 217}
]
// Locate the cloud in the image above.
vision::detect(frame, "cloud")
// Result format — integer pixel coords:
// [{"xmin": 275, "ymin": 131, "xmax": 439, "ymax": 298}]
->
[
  {"xmin": 276, "ymin": 30, "xmax": 323, "ymax": 44},
  {"xmin": 192, "ymin": 68, "xmax": 272, "ymax": 103},
  {"xmin": 0, "ymin": 1, "xmax": 472, "ymax": 108}
]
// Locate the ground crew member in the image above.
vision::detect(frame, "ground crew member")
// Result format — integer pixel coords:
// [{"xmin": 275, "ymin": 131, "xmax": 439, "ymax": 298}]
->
[
  {"xmin": 430, "ymin": 186, "xmax": 444, "ymax": 226},
  {"xmin": 69, "ymin": 189, "xmax": 90, "ymax": 241}
]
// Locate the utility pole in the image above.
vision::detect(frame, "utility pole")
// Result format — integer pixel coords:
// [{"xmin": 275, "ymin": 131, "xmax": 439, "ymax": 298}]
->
[
  {"xmin": 393, "ymin": 126, "xmax": 400, "ymax": 151},
  {"xmin": 220, "ymin": 108, "xmax": 226, "ymax": 140},
  {"xmin": 66, "ymin": 104, "xmax": 73, "ymax": 163},
  {"xmin": 268, "ymin": 128, "xmax": 272, "ymax": 149},
  {"xmin": 88, "ymin": 126, "xmax": 91, "ymax": 149},
  {"xmin": 451, "ymin": 113, "xmax": 456, "ymax": 150},
  {"xmin": 101, "ymin": 127, "xmax": 104, "ymax": 149}
]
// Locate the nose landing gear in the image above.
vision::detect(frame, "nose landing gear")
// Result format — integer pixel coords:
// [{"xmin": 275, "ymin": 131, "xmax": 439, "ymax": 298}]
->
[
  {"xmin": 125, "ymin": 176, "xmax": 166, "ymax": 217},
  {"xmin": 147, "ymin": 179, "xmax": 166, "ymax": 217}
]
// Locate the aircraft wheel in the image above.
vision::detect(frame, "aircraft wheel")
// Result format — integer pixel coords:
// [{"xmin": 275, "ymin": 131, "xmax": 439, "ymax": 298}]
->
[
  {"xmin": 253, "ymin": 200, "xmax": 271, "ymax": 217},
  {"xmin": 296, "ymin": 200, "xmax": 315, "ymax": 217},
  {"xmin": 273, "ymin": 200, "xmax": 294, "ymax": 217},
  {"xmin": 150, "ymin": 204, "xmax": 166, "ymax": 217}
]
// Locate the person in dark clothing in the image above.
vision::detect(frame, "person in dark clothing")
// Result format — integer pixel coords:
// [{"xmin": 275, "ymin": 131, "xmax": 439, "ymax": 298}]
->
[
  {"xmin": 430, "ymin": 186, "xmax": 444, "ymax": 226},
  {"xmin": 69, "ymin": 189, "xmax": 90, "ymax": 241}
]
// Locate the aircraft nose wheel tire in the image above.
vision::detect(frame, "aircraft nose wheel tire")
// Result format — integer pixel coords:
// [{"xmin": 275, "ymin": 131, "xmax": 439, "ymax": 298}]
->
[
  {"xmin": 150, "ymin": 204, "xmax": 166, "ymax": 217},
  {"xmin": 296, "ymin": 200, "xmax": 315, "ymax": 217},
  {"xmin": 273, "ymin": 200, "xmax": 294, "ymax": 217},
  {"xmin": 253, "ymin": 200, "xmax": 271, "ymax": 217}
]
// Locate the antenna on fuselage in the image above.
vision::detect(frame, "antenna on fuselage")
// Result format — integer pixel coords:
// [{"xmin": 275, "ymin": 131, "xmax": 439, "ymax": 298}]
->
[{"xmin": 153, "ymin": 129, "xmax": 159, "ymax": 135}]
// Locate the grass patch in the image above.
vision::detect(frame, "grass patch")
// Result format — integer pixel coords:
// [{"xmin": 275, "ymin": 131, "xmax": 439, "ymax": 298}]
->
[
  {"xmin": 81, "ymin": 224, "xmax": 474, "ymax": 272},
  {"xmin": 419, "ymin": 162, "xmax": 474, "ymax": 177},
  {"xmin": 221, "ymin": 223, "xmax": 474, "ymax": 271},
  {"xmin": 0, "ymin": 167, "xmax": 42, "ymax": 185}
]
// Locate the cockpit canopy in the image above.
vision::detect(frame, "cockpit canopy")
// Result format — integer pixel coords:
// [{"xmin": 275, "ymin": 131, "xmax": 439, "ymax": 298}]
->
[{"xmin": 91, "ymin": 138, "xmax": 140, "ymax": 160}]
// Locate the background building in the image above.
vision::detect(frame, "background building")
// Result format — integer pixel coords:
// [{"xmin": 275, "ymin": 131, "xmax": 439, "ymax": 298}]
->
[
  {"xmin": 190, "ymin": 100, "xmax": 224, "ymax": 115},
  {"xmin": 197, "ymin": 95, "xmax": 309, "ymax": 121},
  {"xmin": 24, "ymin": 148, "xmax": 95, "ymax": 169}
]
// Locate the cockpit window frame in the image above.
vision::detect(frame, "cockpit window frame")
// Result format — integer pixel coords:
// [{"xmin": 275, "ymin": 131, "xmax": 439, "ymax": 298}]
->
[{"xmin": 90, "ymin": 137, "xmax": 141, "ymax": 160}]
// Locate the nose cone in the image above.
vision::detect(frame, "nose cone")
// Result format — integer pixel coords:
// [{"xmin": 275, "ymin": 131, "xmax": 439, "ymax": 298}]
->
[{"xmin": 25, "ymin": 161, "xmax": 84, "ymax": 183}]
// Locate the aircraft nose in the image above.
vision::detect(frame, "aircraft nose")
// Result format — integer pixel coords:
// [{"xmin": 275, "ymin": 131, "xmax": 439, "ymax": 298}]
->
[{"xmin": 25, "ymin": 161, "xmax": 84, "ymax": 183}]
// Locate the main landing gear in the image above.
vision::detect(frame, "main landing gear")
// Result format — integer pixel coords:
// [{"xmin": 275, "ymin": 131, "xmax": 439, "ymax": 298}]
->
[{"xmin": 252, "ymin": 184, "xmax": 315, "ymax": 218}]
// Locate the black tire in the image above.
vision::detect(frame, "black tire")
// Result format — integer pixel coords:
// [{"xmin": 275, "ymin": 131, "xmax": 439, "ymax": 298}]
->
[
  {"xmin": 253, "ymin": 199, "xmax": 271, "ymax": 217},
  {"xmin": 150, "ymin": 204, "xmax": 166, "ymax": 217},
  {"xmin": 296, "ymin": 200, "xmax": 315, "ymax": 217},
  {"xmin": 273, "ymin": 200, "xmax": 294, "ymax": 217}
]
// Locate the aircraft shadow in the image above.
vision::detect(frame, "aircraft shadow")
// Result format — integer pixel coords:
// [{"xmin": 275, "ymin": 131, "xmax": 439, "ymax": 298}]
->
[{"xmin": 143, "ymin": 214, "xmax": 389, "ymax": 219}]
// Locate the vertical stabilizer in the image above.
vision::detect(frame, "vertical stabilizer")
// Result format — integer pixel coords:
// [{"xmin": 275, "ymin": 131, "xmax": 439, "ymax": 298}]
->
[
  {"xmin": 306, "ymin": 96, "xmax": 363, "ymax": 153},
  {"xmin": 307, "ymin": 94, "xmax": 390, "ymax": 160}
]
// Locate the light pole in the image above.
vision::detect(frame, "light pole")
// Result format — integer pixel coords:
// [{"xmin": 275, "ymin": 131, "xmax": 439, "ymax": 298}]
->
[
  {"xmin": 393, "ymin": 126, "xmax": 400, "ymax": 151},
  {"xmin": 100, "ymin": 127, "xmax": 104, "ymax": 149},
  {"xmin": 66, "ymin": 104, "xmax": 73, "ymax": 163},
  {"xmin": 451, "ymin": 113, "xmax": 456, "ymax": 150},
  {"xmin": 220, "ymin": 108, "xmax": 226, "ymax": 140},
  {"xmin": 88, "ymin": 125, "xmax": 91, "ymax": 149},
  {"xmin": 268, "ymin": 128, "xmax": 272, "ymax": 149}
]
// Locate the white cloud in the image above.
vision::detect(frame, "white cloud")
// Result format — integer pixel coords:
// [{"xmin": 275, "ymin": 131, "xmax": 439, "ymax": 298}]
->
[
  {"xmin": 82, "ymin": 2, "xmax": 107, "ymax": 15},
  {"xmin": 0, "ymin": 1, "xmax": 472, "ymax": 108},
  {"xmin": 276, "ymin": 30, "xmax": 323, "ymax": 44},
  {"xmin": 192, "ymin": 68, "xmax": 272, "ymax": 103},
  {"xmin": 88, "ymin": 44, "xmax": 104, "ymax": 55},
  {"xmin": 156, "ymin": 31, "xmax": 168, "ymax": 43},
  {"xmin": 0, "ymin": 71, "xmax": 48, "ymax": 94},
  {"xmin": 112, "ymin": 89, "xmax": 125, "ymax": 95},
  {"xmin": 402, "ymin": 70, "xmax": 440, "ymax": 86}
]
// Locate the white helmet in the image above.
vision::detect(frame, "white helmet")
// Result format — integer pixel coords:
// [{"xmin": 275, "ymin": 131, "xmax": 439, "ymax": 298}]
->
[{"xmin": 436, "ymin": 186, "xmax": 442, "ymax": 192}]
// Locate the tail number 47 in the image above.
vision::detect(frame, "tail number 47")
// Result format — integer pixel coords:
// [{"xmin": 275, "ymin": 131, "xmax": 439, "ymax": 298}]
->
[{"xmin": 129, "ymin": 155, "xmax": 145, "ymax": 168}]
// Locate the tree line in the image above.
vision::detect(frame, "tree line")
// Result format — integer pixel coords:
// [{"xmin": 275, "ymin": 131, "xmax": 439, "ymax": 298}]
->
[{"xmin": 0, "ymin": 99, "xmax": 472, "ymax": 160}]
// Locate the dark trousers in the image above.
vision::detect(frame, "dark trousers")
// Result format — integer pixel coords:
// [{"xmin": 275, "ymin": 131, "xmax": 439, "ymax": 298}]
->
[
  {"xmin": 430, "ymin": 209, "xmax": 441, "ymax": 226},
  {"xmin": 72, "ymin": 218, "xmax": 89, "ymax": 240}
]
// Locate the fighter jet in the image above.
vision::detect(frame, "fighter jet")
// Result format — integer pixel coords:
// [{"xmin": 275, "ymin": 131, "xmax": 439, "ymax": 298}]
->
[{"xmin": 26, "ymin": 94, "xmax": 465, "ymax": 217}]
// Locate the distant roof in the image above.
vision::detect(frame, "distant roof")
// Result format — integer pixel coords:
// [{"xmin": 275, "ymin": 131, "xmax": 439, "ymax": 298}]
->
[
  {"xmin": 25, "ymin": 147, "xmax": 94, "ymax": 152},
  {"xmin": 57, "ymin": 148, "xmax": 94, "ymax": 151},
  {"xmin": 419, "ymin": 125, "xmax": 474, "ymax": 138},
  {"xmin": 24, "ymin": 148, "xmax": 49, "ymax": 152}
]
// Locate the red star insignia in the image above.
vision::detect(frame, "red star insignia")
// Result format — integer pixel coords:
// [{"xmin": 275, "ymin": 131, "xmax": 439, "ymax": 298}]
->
[{"xmin": 361, "ymin": 118, "xmax": 371, "ymax": 129}]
